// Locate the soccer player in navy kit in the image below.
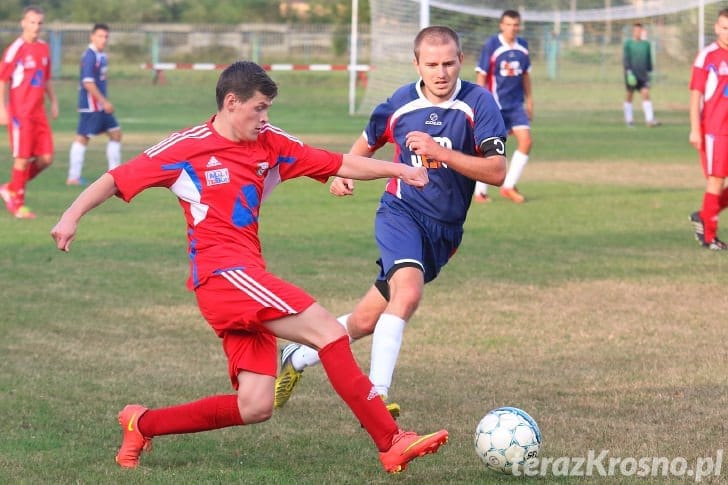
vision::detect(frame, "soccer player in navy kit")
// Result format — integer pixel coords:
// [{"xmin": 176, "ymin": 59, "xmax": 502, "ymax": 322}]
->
[
  {"xmin": 473, "ymin": 9, "xmax": 532, "ymax": 204},
  {"xmin": 51, "ymin": 61, "xmax": 448, "ymax": 474},
  {"xmin": 274, "ymin": 26, "xmax": 507, "ymax": 416},
  {"xmin": 67, "ymin": 23, "xmax": 122, "ymax": 186}
]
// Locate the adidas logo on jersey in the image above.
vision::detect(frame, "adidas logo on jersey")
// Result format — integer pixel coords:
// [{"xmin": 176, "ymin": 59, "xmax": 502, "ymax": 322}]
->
[{"xmin": 206, "ymin": 156, "xmax": 222, "ymax": 168}]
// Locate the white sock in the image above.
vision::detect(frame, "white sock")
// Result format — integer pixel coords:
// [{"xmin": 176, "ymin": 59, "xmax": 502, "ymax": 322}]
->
[
  {"xmin": 503, "ymin": 150, "xmax": 529, "ymax": 189},
  {"xmin": 369, "ymin": 313, "xmax": 405, "ymax": 398},
  {"xmin": 474, "ymin": 181, "xmax": 489, "ymax": 196},
  {"xmin": 290, "ymin": 313, "xmax": 352, "ymax": 371},
  {"xmin": 642, "ymin": 100, "xmax": 654, "ymax": 123},
  {"xmin": 68, "ymin": 141, "xmax": 86, "ymax": 180},
  {"xmin": 624, "ymin": 102, "xmax": 633, "ymax": 124},
  {"xmin": 106, "ymin": 140, "xmax": 121, "ymax": 170}
]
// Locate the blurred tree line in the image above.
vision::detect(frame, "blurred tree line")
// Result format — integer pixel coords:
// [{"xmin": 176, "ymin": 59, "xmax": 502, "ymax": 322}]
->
[{"xmin": 0, "ymin": 0, "xmax": 370, "ymax": 23}]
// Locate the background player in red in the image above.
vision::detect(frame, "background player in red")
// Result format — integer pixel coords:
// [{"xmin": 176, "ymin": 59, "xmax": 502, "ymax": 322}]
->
[
  {"xmin": 67, "ymin": 23, "xmax": 122, "ymax": 186},
  {"xmin": 273, "ymin": 26, "xmax": 507, "ymax": 417},
  {"xmin": 0, "ymin": 5, "xmax": 58, "ymax": 219},
  {"xmin": 50, "ymin": 61, "xmax": 447, "ymax": 474},
  {"xmin": 688, "ymin": 8, "xmax": 728, "ymax": 250}
]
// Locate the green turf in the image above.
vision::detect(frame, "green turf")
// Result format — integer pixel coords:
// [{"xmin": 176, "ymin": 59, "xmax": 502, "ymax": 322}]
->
[{"xmin": 0, "ymin": 66, "xmax": 725, "ymax": 484}]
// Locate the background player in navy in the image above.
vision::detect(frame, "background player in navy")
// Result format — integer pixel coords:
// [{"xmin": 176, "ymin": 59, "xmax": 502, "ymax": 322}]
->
[
  {"xmin": 51, "ymin": 61, "xmax": 447, "ymax": 474},
  {"xmin": 67, "ymin": 23, "xmax": 122, "ymax": 186},
  {"xmin": 274, "ymin": 26, "xmax": 507, "ymax": 416},
  {"xmin": 623, "ymin": 23, "xmax": 660, "ymax": 128},
  {"xmin": 473, "ymin": 9, "xmax": 532, "ymax": 204}
]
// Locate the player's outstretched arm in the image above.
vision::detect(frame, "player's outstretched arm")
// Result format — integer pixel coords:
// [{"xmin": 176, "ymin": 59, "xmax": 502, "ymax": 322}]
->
[
  {"xmin": 338, "ymin": 154, "xmax": 428, "ymax": 188},
  {"xmin": 330, "ymin": 136, "xmax": 375, "ymax": 196},
  {"xmin": 329, "ymin": 176, "xmax": 355, "ymax": 196},
  {"xmin": 51, "ymin": 173, "xmax": 119, "ymax": 252}
]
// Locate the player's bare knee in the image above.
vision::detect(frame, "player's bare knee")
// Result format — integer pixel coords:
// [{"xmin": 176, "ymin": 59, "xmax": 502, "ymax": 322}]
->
[
  {"xmin": 237, "ymin": 396, "xmax": 273, "ymax": 423},
  {"xmin": 395, "ymin": 283, "xmax": 423, "ymax": 305},
  {"xmin": 36, "ymin": 157, "xmax": 53, "ymax": 170},
  {"xmin": 347, "ymin": 312, "xmax": 379, "ymax": 336}
]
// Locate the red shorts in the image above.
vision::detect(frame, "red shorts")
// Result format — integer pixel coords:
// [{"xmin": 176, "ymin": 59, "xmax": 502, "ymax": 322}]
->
[
  {"xmin": 700, "ymin": 133, "xmax": 728, "ymax": 178},
  {"xmin": 195, "ymin": 267, "xmax": 316, "ymax": 389},
  {"xmin": 9, "ymin": 115, "xmax": 53, "ymax": 159}
]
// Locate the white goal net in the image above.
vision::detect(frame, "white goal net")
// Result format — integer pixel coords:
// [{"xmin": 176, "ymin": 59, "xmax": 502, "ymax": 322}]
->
[{"xmin": 357, "ymin": 0, "xmax": 726, "ymax": 115}]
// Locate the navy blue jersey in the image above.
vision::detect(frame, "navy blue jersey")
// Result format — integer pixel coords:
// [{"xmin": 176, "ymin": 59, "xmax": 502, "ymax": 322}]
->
[
  {"xmin": 364, "ymin": 78, "xmax": 506, "ymax": 226},
  {"xmin": 76, "ymin": 44, "xmax": 107, "ymax": 112},
  {"xmin": 476, "ymin": 34, "xmax": 531, "ymax": 110}
]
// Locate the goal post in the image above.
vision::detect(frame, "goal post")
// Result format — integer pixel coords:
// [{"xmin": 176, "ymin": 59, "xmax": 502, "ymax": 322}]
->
[{"xmin": 353, "ymin": 0, "xmax": 726, "ymax": 115}]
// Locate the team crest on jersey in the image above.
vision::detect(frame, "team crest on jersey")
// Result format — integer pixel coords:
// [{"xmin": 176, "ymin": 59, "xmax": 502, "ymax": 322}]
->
[
  {"xmin": 24, "ymin": 55, "xmax": 37, "ymax": 69},
  {"xmin": 499, "ymin": 60, "xmax": 522, "ymax": 77},
  {"xmin": 720, "ymin": 61, "xmax": 728, "ymax": 76},
  {"xmin": 256, "ymin": 161, "xmax": 269, "ymax": 177},
  {"xmin": 205, "ymin": 168, "xmax": 230, "ymax": 186},
  {"xmin": 206, "ymin": 156, "xmax": 222, "ymax": 168},
  {"xmin": 425, "ymin": 113, "xmax": 442, "ymax": 126}
]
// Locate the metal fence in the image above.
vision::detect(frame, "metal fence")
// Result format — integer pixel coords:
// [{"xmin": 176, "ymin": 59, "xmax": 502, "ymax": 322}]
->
[{"xmin": 0, "ymin": 22, "xmax": 372, "ymax": 75}]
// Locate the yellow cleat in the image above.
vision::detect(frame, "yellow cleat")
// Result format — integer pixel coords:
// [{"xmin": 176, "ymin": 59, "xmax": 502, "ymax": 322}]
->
[
  {"xmin": 274, "ymin": 343, "xmax": 302, "ymax": 408},
  {"xmin": 382, "ymin": 396, "xmax": 400, "ymax": 419}
]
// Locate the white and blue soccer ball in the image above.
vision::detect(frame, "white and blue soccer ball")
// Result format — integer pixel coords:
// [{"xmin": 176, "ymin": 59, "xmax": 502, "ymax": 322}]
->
[{"xmin": 474, "ymin": 406, "xmax": 542, "ymax": 474}]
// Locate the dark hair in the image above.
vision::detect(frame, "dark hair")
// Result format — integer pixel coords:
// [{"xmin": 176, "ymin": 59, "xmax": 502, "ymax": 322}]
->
[
  {"xmin": 413, "ymin": 25, "xmax": 461, "ymax": 61},
  {"xmin": 719, "ymin": 8, "xmax": 728, "ymax": 19},
  {"xmin": 501, "ymin": 10, "xmax": 520, "ymax": 21},
  {"xmin": 92, "ymin": 23, "xmax": 110, "ymax": 33},
  {"xmin": 215, "ymin": 61, "xmax": 278, "ymax": 110},
  {"xmin": 633, "ymin": 22, "xmax": 643, "ymax": 28}
]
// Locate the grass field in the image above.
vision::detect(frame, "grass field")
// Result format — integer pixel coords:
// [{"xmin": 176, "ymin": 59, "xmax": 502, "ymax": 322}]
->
[{"xmin": 1, "ymin": 65, "xmax": 726, "ymax": 484}]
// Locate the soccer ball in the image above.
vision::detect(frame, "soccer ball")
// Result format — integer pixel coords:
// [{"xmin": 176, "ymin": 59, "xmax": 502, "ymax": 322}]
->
[{"xmin": 474, "ymin": 406, "xmax": 542, "ymax": 474}]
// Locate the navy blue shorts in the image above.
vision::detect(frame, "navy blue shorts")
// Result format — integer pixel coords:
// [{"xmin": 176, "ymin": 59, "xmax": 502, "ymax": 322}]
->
[
  {"xmin": 76, "ymin": 111, "xmax": 120, "ymax": 137},
  {"xmin": 500, "ymin": 105, "xmax": 530, "ymax": 132},
  {"xmin": 374, "ymin": 195, "xmax": 463, "ymax": 285}
]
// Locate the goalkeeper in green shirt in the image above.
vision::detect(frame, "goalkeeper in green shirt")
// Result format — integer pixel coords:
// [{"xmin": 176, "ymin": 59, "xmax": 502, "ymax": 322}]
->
[{"xmin": 623, "ymin": 23, "xmax": 660, "ymax": 127}]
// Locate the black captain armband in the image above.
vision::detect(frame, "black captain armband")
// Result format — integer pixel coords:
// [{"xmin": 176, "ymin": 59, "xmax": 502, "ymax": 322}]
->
[{"xmin": 480, "ymin": 137, "xmax": 506, "ymax": 157}]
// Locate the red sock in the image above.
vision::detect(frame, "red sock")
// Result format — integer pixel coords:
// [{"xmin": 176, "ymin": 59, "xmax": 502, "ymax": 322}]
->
[
  {"xmin": 719, "ymin": 187, "xmax": 728, "ymax": 210},
  {"xmin": 137, "ymin": 394, "xmax": 243, "ymax": 437},
  {"xmin": 27, "ymin": 162, "xmax": 42, "ymax": 181},
  {"xmin": 8, "ymin": 167, "xmax": 28, "ymax": 196},
  {"xmin": 701, "ymin": 192, "xmax": 721, "ymax": 243},
  {"xmin": 319, "ymin": 335, "xmax": 398, "ymax": 451}
]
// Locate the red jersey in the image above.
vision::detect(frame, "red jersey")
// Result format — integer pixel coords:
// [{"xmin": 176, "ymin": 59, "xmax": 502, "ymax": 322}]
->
[
  {"xmin": 0, "ymin": 37, "xmax": 51, "ymax": 119},
  {"xmin": 110, "ymin": 117, "xmax": 343, "ymax": 290},
  {"xmin": 690, "ymin": 42, "xmax": 728, "ymax": 135}
]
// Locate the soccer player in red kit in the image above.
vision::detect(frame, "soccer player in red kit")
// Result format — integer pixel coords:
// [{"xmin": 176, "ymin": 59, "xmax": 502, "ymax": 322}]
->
[
  {"xmin": 688, "ymin": 8, "xmax": 728, "ymax": 250},
  {"xmin": 50, "ymin": 61, "xmax": 447, "ymax": 474},
  {"xmin": 0, "ymin": 5, "xmax": 58, "ymax": 219}
]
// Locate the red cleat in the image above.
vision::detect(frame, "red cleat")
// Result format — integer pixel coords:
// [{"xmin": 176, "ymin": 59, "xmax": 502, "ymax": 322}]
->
[
  {"xmin": 115, "ymin": 404, "xmax": 152, "ymax": 468},
  {"xmin": 379, "ymin": 428, "xmax": 448, "ymax": 473},
  {"xmin": 499, "ymin": 186, "xmax": 526, "ymax": 203}
]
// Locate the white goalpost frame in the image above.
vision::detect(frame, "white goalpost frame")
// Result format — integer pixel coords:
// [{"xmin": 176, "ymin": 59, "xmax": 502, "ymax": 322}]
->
[
  {"xmin": 349, "ymin": 0, "xmax": 430, "ymax": 114},
  {"xmin": 351, "ymin": 0, "xmax": 718, "ymax": 115},
  {"xmin": 349, "ymin": 0, "xmax": 359, "ymax": 114}
]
